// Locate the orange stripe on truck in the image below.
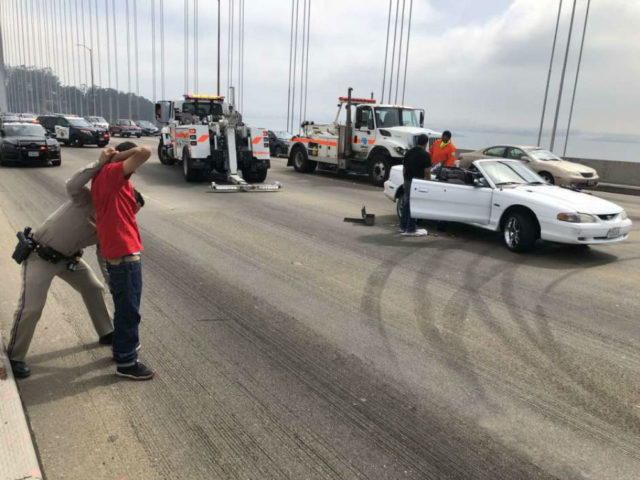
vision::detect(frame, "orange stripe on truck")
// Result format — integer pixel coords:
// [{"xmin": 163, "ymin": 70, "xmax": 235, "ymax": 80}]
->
[
  {"xmin": 198, "ymin": 134, "xmax": 209, "ymax": 142},
  {"xmin": 292, "ymin": 137, "xmax": 337, "ymax": 147},
  {"xmin": 252, "ymin": 136, "xmax": 262, "ymax": 145}
]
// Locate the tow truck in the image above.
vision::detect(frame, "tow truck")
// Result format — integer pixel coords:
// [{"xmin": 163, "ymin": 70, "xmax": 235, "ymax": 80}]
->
[
  {"xmin": 155, "ymin": 93, "xmax": 277, "ymax": 189},
  {"xmin": 287, "ymin": 88, "xmax": 440, "ymax": 186}
]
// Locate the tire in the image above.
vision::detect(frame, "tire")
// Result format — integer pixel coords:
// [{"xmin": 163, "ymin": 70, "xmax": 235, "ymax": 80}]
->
[
  {"xmin": 503, "ymin": 211, "xmax": 538, "ymax": 253},
  {"xmin": 157, "ymin": 139, "xmax": 175, "ymax": 165},
  {"xmin": 0, "ymin": 154, "xmax": 7, "ymax": 167},
  {"xmin": 274, "ymin": 146, "xmax": 283, "ymax": 158},
  {"xmin": 242, "ymin": 167, "xmax": 268, "ymax": 183},
  {"xmin": 182, "ymin": 149, "xmax": 203, "ymax": 182},
  {"xmin": 539, "ymin": 171, "xmax": 554, "ymax": 184},
  {"xmin": 291, "ymin": 145, "xmax": 317, "ymax": 173},
  {"xmin": 98, "ymin": 142, "xmax": 108, "ymax": 148},
  {"xmin": 136, "ymin": 134, "xmax": 141, "ymax": 138},
  {"xmin": 52, "ymin": 160, "xmax": 61, "ymax": 167},
  {"xmin": 70, "ymin": 137, "xmax": 83, "ymax": 147},
  {"xmin": 396, "ymin": 191, "xmax": 405, "ymax": 220},
  {"xmin": 368, "ymin": 151, "xmax": 391, "ymax": 187}
]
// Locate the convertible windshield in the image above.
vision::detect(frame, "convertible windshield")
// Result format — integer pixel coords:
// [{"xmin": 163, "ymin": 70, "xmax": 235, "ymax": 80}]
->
[
  {"xmin": 527, "ymin": 148, "xmax": 561, "ymax": 161},
  {"xmin": 374, "ymin": 107, "xmax": 420, "ymax": 128},
  {"xmin": 67, "ymin": 117, "xmax": 93, "ymax": 127},
  {"xmin": 480, "ymin": 161, "xmax": 543, "ymax": 186},
  {"xmin": 4, "ymin": 124, "xmax": 46, "ymax": 137}
]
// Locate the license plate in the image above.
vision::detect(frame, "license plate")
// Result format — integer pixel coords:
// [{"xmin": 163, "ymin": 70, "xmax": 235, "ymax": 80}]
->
[
  {"xmin": 607, "ymin": 227, "xmax": 620, "ymax": 238},
  {"xmin": 587, "ymin": 180, "xmax": 595, "ymax": 186},
  {"xmin": 28, "ymin": 151, "xmax": 40, "ymax": 157}
]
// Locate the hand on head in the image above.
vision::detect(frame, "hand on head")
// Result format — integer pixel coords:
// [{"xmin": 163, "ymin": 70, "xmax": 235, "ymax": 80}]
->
[{"xmin": 99, "ymin": 147, "xmax": 117, "ymax": 165}]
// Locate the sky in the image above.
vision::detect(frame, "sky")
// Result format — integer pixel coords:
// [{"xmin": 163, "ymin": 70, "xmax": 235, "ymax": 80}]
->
[{"xmin": 3, "ymin": 0, "xmax": 640, "ymax": 156}]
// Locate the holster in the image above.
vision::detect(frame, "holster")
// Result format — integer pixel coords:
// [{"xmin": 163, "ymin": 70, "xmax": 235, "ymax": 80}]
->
[{"xmin": 12, "ymin": 228, "xmax": 35, "ymax": 264}]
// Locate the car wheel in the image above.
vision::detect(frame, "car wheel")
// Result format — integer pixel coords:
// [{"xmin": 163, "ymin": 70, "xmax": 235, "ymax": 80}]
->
[
  {"xmin": 0, "ymin": 154, "xmax": 7, "ymax": 166},
  {"xmin": 503, "ymin": 212, "xmax": 537, "ymax": 253},
  {"xmin": 368, "ymin": 151, "xmax": 391, "ymax": 187},
  {"xmin": 52, "ymin": 160, "xmax": 61, "ymax": 167},
  {"xmin": 396, "ymin": 192, "xmax": 405, "ymax": 220},
  {"xmin": 539, "ymin": 171, "xmax": 554, "ymax": 184},
  {"xmin": 136, "ymin": 134, "xmax": 141, "ymax": 138},
  {"xmin": 291, "ymin": 145, "xmax": 317, "ymax": 173},
  {"xmin": 71, "ymin": 137, "xmax": 83, "ymax": 147}
]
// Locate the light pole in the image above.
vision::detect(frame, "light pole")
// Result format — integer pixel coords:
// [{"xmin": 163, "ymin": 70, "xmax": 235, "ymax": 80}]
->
[{"xmin": 77, "ymin": 43, "xmax": 95, "ymax": 116}]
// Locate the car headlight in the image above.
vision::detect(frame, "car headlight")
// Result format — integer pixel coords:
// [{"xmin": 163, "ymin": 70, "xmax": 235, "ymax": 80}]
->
[
  {"xmin": 557, "ymin": 212, "xmax": 597, "ymax": 223},
  {"xmin": 619, "ymin": 210, "xmax": 628, "ymax": 220},
  {"xmin": 394, "ymin": 146, "xmax": 405, "ymax": 155}
]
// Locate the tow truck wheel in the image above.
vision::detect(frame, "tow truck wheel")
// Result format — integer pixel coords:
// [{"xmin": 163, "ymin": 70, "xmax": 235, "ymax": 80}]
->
[
  {"xmin": 368, "ymin": 152, "xmax": 391, "ymax": 187},
  {"xmin": 182, "ymin": 149, "xmax": 202, "ymax": 182},
  {"xmin": 242, "ymin": 167, "xmax": 268, "ymax": 183},
  {"xmin": 291, "ymin": 145, "xmax": 317, "ymax": 173},
  {"xmin": 503, "ymin": 211, "xmax": 537, "ymax": 253},
  {"xmin": 157, "ymin": 139, "xmax": 175, "ymax": 165}
]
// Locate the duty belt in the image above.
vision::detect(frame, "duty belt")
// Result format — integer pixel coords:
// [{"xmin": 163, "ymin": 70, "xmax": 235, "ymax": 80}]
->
[{"xmin": 26, "ymin": 229, "xmax": 83, "ymax": 269}]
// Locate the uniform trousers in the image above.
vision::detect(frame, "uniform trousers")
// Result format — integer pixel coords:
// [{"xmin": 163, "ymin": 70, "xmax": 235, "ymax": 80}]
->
[{"xmin": 7, "ymin": 254, "xmax": 113, "ymax": 362}]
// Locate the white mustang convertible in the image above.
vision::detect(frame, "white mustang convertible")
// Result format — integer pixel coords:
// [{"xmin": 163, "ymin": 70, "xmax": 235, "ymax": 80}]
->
[{"xmin": 384, "ymin": 159, "xmax": 632, "ymax": 252}]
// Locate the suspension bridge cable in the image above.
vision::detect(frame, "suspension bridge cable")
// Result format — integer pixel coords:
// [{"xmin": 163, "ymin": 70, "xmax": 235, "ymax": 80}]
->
[
  {"xmin": 240, "ymin": 0, "xmax": 244, "ymax": 111},
  {"xmin": 537, "ymin": 0, "xmax": 563, "ymax": 146},
  {"xmin": 286, "ymin": 0, "xmax": 295, "ymax": 132},
  {"xmin": 112, "ymin": 0, "xmax": 119, "ymax": 119},
  {"xmin": 126, "ymin": 0, "xmax": 132, "ymax": 118},
  {"xmin": 227, "ymin": 0, "xmax": 231, "ymax": 95},
  {"xmin": 63, "ymin": 0, "xmax": 73, "ymax": 112},
  {"xmin": 35, "ymin": 0, "xmax": 47, "ymax": 112},
  {"xmin": 74, "ymin": 0, "xmax": 82, "ymax": 115},
  {"xmin": 298, "ymin": 0, "xmax": 307, "ymax": 129},
  {"xmin": 105, "ymin": 0, "xmax": 112, "ymax": 120},
  {"xmin": 160, "ymin": 0, "xmax": 165, "ymax": 99},
  {"xmin": 88, "ymin": 0, "xmax": 96, "ymax": 115},
  {"xmin": 394, "ymin": 0, "xmax": 406, "ymax": 104},
  {"xmin": 550, "ymin": 0, "xmax": 577, "ymax": 152},
  {"xmin": 401, "ymin": 0, "xmax": 413, "ymax": 105},
  {"xmin": 291, "ymin": 0, "xmax": 300, "ymax": 132},
  {"xmin": 95, "ymin": 0, "xmax": 103, "ymax": 117},
  {"xmin": 20, "ymin": 0, "xmax": 30, "ymax": 111},
  {"xmin": 184, "ymin": 0, "xmax": 188, "ymax": 94},
  {"xmin": 151, "ymin": 0, "xmax": 156, "ymax": 102},
  {"xmin": 230, "ymin": 0, "xmax": 234, "ymax": 98},
  {"xmin": 381, "ymin": 0, "xmax": 392, "ymax": 103},
  {"xmin": 134, "ymin": 0, "xmax": 139, "ymax": 118},
  {"xmin": 28, "ymin": 0, "xmax": 39, "ymax": 112},
  {"xmin": 388, "ymin": 0, "xmax": 400, "ymax": 103},
  {"xmin": 194, "ymin": 0, "xmax": 198, "ymax": 93},
  {"xmin": 563, "ymin": 0, "xmax": 590, "ymax": 157},
  {"xmin": 303, "ymin": 0, "xmax": 311, "ymax": 124}
]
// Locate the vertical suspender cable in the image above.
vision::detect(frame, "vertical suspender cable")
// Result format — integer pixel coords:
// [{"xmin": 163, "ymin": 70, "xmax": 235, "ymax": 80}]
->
[
  {"xmin": 549, "ymin": 0, "xmax": 576, "ymax": 152},
  {"xmin": 194, "ymin": 0, "xmax": 198, "ymax": 93},
  {"xmin": 286, "ymin": 0, "xmax": 295, "ymax": 132},
  {"xmin": 227, "ymin": 0, "xmax": 231, "ymax": 94},
  {"xmin": 3, "ymin": 0, "xmax": 12, "ymax": 111},
  {"xmin": 52, "ymin": 0, "xmax": 61, "ymax": 112},
  {"xmin": 230, "ymin": 0, "xmax": 234, "ymax": 96},
  {"xmin": 184, "ymin": 0, "xmax": 188, "ymax": 94},
  {"xmin": 20, "ymin": 0, "xmax": 30, "ymax": 111},
  {"xmin": 401, "ymin": 0, "xmax": 413, "ymax": 105},
  {"xmin": 88, "ymin": 0, "xmax": 96, "ymax": 115},
  {"xmin": 151, "ymin": 0, "xmax": 156, "ymax": 102},
  {"xmin": 394, "ymin": 0, "xmax": 406, "ymax": 104},
  {"xmin": 36, "ymin": 0, "xmax": 47, "ymax": 112},
  {"xmin": 112, "ymin": 0, "xmax": 119, "ymax": 119},
  {"xmin": 105, "ymin": 0, "xmax": 112, "ymax": 121},
  {"xmin": 563, "ymin": 0, "xmax": 590, "ymax": 157},
  {"xmin": 68, "ymin": 0, "xmax": 78, "ymax": 114},
  {"xmin": 0, "ymin": 0, "xmax": 7, "ymax": 112},
  {"xmin": 217, "ymin": 0, "xmax": 220, "ymax": 96},
  {"xmin": 381, "ymin": 0, "xmax": 392, "ymax": 103},
  {"xmin": 291, "ymin": 0, "xmax": 299, "ymax": 132},
  {"xmin": 126, "ymin": 0, "xmax": 132, "ymax": 118},
  {"xmin": 387, "ymin": 0, "xmax": 400, "ymax": 104},
  {"xmin": 79, "ymin": 0, "xmax": 88, "ymax": 115},
  {"xmin": 45, "ymin": 0, "xmax": 55, "ymax": 111},
  {"xmin": 134, "ymin": 0, "xmax": 139, "ymax": 118},
  {"xmin": 160, "ymin": 0, "xmax": 165, "ymax": 99},
  {"xmin": 240, "ymin": 0, "xmax": 244, "ymax": 111},
  {"xmin": 303, "ymin": 0, "xmax": 311, "ymax": 125},
  {"xmin": 95, "ymin": 0, "xmax": 103, "ymax": 117},
  {"xmin": 28, "ymin": 1, "xmax": 40, "ymax": 112},
  {"xmin": 74, "ymin": 0, "xmax": 82, "ymax": 115},
  {"xmin": 63, "ymin": 0, "xmax": 72, "ymax": 112},
  {"xmin": 298, "ymin": 0, "xmax": 307, "ymax": 128},
  {"xmin": 537, "ymin": 0, "xmax": 562, "ymax": 146}
]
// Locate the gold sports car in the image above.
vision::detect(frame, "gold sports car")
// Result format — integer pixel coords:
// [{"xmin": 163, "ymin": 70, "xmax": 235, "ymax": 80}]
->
[{"xmin": 458, "ymin": 145, "xmax": 599, "ymax": 188}]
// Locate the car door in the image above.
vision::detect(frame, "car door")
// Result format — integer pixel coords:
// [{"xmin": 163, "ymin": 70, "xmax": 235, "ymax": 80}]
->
[
  {"xmin": 54, "ymin": 118, "xmax": 70, "ymax": 140},
  {"xmin": 410, "ymin": 178, "xmax": 493, "ymax": 224},
  {"xmin": 353, "ymin": 106, "xmax": 375, "ymax": 155}
]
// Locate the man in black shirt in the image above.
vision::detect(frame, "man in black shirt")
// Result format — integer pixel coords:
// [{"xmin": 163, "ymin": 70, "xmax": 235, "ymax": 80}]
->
[{"xmin": 400, "ymin": 134, "xmax": 431, "ymax": 236}]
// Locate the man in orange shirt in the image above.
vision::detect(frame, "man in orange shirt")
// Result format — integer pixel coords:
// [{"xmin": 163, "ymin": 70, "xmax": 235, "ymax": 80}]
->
[{"xmin": 429, "ymin": 130, "xmax": 456, "ymax": 168}]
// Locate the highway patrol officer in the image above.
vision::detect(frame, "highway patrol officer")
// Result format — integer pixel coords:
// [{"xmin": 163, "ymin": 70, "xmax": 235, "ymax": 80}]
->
[{"xmin": 7, "ymin": 150, "xmax": 116, "ymax": 378}]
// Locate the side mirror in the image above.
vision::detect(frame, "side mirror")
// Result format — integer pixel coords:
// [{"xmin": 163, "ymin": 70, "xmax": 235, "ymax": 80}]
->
[
  {"xmin": 0, "ymin": 129, "xmax": 5, "ymax": 136},
  {"xmin": 155, "ymin": 101, "xmax": 172, "ymax": 123},
  {"xmin": 520, "ymin": 155, "xmax": 529, "ymax": 161},
  {"xmin": 419, "ymin": 110, "xmax": 425, "ymax": 127},
  {"xmin": 367, "ymin": 118, "xmax": 375, "ymax": 130},
  {"xmin": 474, "ymin": 177, "xmax": 489, "ymax": 188}
]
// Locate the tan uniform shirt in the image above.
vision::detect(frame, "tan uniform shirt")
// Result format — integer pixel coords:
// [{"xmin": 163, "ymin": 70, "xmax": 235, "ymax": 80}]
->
[{"xmin": 33, "ymin": 161, "xmax": 102, "ymax": 257}]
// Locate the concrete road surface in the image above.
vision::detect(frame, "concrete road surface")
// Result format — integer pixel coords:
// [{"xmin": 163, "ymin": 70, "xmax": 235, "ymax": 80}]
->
[{"xmin": 1, "ymin": 139, "xmax": 639, "ymax": 479}]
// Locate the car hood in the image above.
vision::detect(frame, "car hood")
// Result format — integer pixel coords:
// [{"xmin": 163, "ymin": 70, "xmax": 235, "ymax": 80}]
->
[
  {"xmin": 505, "ymin": 185, "xmax": 622, "ymax": 214},
  {"xmin": 383, "ymin": 126, "xmax": 441, "ymax": 137}
]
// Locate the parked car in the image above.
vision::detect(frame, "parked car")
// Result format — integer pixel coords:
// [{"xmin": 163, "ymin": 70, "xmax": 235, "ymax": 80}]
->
[
  {"xmin": 1, "ymin": 112, "xmax": 20, "ymax": 124},
  {"xmin": 384, "ymin": 159, "xmax": 631, "ymax": 252},
  {"xmin": 458, "ymin": 145, "xmax": 599, "ymax": 188},
  {"xmin": 18, "ymin": 113, "xmax": 39, "ymax": 123},
  {"xmin": 109, "ymin": 119, "xmax": 142, "ymax": 137},
  {"xmin": 267, "ymin": 130, "xmax": 289, "ymax": 157},
  {"xmin": 134, "ymin": 120, "xmax": 159, "ymax": 136},
  {"xmin": 85, "ymin": 115, "xmax": 110, "ymax": 131},
  {"xmin": 37, "ymin": 114, "xmax": 110, "ymax": 147},
  {"xmin": 0, "ymin": 122, "xmax": 61, "ymax": 166}
]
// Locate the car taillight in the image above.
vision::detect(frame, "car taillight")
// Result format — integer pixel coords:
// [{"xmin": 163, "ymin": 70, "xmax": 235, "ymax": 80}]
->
[
  {"xmin": 39, "ymin": 145, "xmax": 48, "ymax": 150},
  {"xmin": 103, "ymin": 133, "xmax": 109, "ymax": 138}
]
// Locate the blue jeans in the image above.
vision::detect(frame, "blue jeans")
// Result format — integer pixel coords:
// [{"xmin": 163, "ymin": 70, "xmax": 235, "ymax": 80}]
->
[
  {"xmin": 107, "ymin": 260, "xmax": 142, "ymax": 367},
  {"xmin": 400, "ymin": 180, "xmax": 416, "ymax": 232}
]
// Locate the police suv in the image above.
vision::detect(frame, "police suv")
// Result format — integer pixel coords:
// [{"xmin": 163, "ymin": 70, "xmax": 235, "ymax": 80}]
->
[{"xmin": 37, "ymin": 114, "xmax": 110, "ymax": 147}]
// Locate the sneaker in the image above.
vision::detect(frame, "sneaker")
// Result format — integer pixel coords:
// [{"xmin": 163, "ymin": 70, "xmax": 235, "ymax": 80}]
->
[
  {"xmin": 10, "ymin": 360, "xmax": 31, "ymax": 378},
  {"xmin": 116, "ymin": 362, "xmax": 155, "ymax": 381},
  {"xmin": 401, "ymin": 228, "xmax": 428, "ymax": 237},
  {"xmin": 397, "ymin": 228, "xmax": 406, "ymax": 234},
  {"xmin": 98, "ymin": 331, "xmax": 114, "ymax": 345}
]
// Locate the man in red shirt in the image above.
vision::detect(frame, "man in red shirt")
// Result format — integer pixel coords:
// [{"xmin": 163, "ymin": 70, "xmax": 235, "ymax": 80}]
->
[
  {"xmin": 91, "ymin": 141, "xmax": 154, "ymax": 380},
  {"xmin": 429, "ymin": 130, "xmax": 457, "ymax": 168}
]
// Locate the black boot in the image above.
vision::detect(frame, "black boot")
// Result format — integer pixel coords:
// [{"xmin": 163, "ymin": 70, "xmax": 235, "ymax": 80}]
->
[{"xmin": 10, "ymin": 360, "xmax": 31, "ymax": 378}]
